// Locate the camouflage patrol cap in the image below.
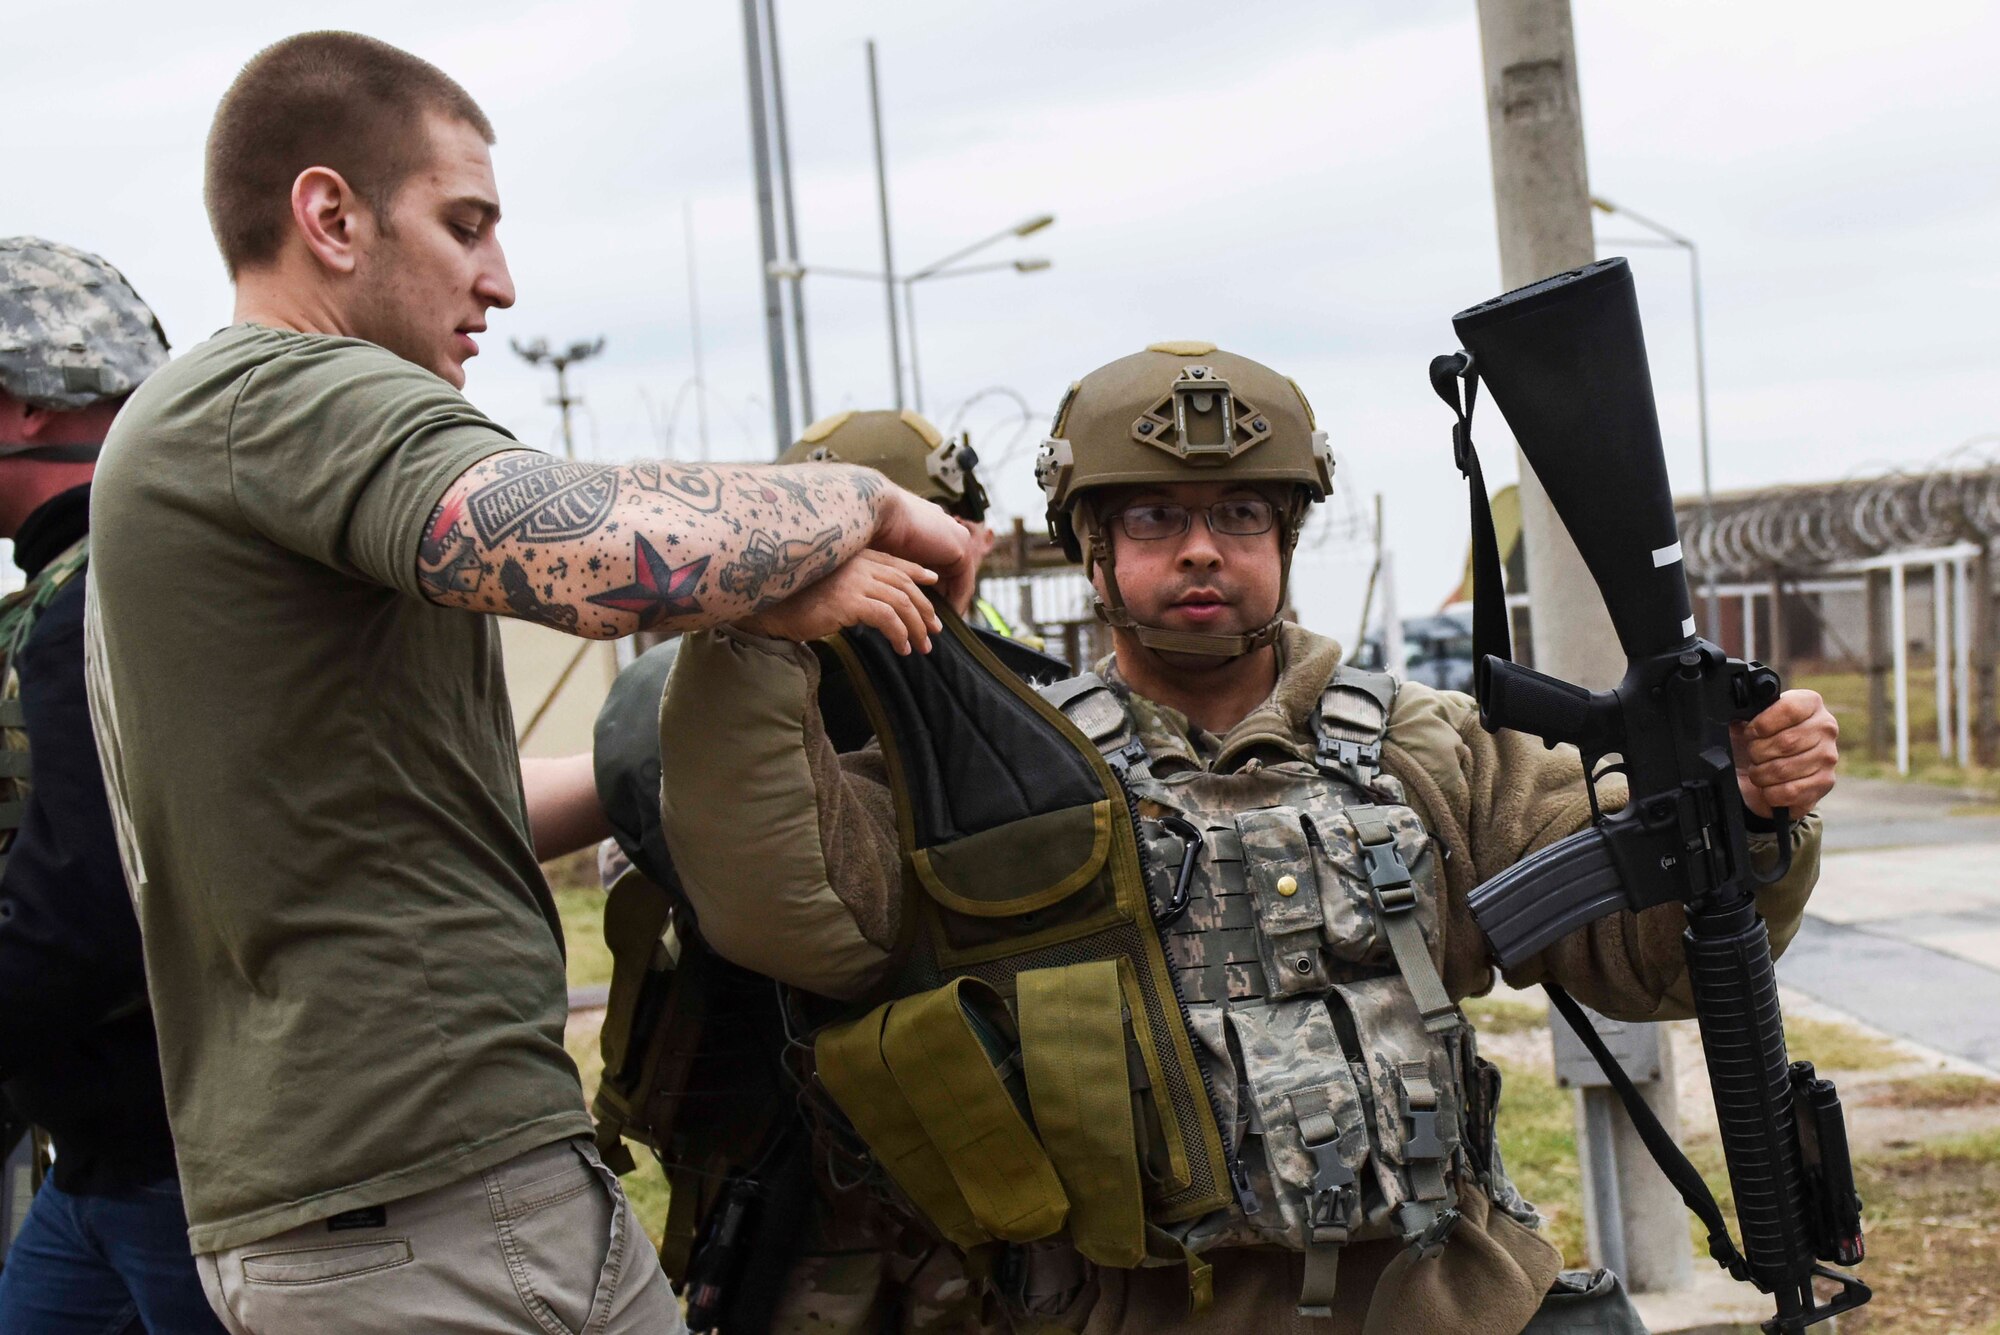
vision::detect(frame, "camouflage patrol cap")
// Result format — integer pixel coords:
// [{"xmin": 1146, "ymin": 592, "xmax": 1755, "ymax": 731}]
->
[
  {"xmin": 780, "ymin": 408, "xmax": 990, "ymax": 521},
  {"xmin": 0, "ymin": 237, "xmax": 170, "ymax": 412}
]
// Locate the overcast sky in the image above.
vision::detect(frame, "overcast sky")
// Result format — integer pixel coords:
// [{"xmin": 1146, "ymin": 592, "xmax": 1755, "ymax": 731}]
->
[{"xmin": 10, "ymin": 0, "xmax": 1997, "ymax": 640}]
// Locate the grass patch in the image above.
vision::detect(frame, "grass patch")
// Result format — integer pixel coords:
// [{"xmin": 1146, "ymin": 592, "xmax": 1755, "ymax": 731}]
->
[
  {"xmin": 543, "ymin": 851, "xmax": 614, "ymax": 990},
  {"xmin": 1785, "ymin": 1014, "xmax": 1904, "ymax": 1074},
  {"xmin": 555, "ymin": 885, "xmax": 614, "ymax": 990},
  {"xmin": 1488, "ymin": 1055, "xmax": 1585, "ymax": 1263},
  {"xmin": 1842, "ymin": 1134, "xmax": 2000, "ymax": 1333},
  {"xmin": 1862, "ymin": 1073, "xmax": 2000, "ymax": 1111},
  {"xmin": 1463, "ymin": 993, "xmax": 1549, "ymax": 1036}
]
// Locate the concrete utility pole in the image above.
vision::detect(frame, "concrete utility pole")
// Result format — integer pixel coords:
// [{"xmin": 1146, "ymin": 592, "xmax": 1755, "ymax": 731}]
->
[
  {"xmin": 510, "ymin": 337, "xmax": 605, "ymax": 459},
  {"xmin": 740, "ymin": 0, "xmax": 792, "ymax": 451},
  {"xmin": 1475, "ymin": 0, "xmax": 1693, "ymax": 1295}
]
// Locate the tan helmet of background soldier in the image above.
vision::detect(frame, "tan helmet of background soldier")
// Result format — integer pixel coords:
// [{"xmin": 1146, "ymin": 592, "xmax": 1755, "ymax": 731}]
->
[
  {"xmin": 781, "ymin": 409, "xmax": 993, "ymax": 614},
  {"xmin": 1035, "ymin": 341, "xmax": 1333, "ymax": 659}
]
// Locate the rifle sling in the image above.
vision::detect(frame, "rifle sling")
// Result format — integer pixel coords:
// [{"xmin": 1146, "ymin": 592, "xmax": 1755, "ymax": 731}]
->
[
  {"xmin": 1430, "ymin": 356, "xmax": 1512, "ymax": 678},
  {"xmin": 1543, "ymin": 983, "xmax": 1749, "ymax": 1282}
]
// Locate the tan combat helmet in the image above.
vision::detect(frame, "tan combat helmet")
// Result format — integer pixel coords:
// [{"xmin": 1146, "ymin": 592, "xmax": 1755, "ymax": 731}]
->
[
  {"xmin": 1035, "ymin": 341, "xmax": 1334, "ymax": 658},
  {"xmin": 780, "ymin": 408, "xmax": 989, "ymax": 522}
]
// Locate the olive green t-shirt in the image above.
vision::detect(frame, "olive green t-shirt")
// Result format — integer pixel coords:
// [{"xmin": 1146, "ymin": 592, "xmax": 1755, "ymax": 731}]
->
[{"xmin": 85, "ymin": 325, "xmax": 589, "ymax": 1252}]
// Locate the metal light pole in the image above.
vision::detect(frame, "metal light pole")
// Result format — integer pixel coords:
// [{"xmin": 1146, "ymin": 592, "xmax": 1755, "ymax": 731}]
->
[
  {"xmin": 740, "ymin": 0, "xmax": 792, "ymax": 451},
  {"xmin": 865, "ymin": 40, "xmax": 903, "ymax": 409},
  {"xmin": 900, "ymin": 214, "xmax": 1053, "ymax": 411},
  {"xmin": 511, "ymin": 337, "xmax": 605, "ymax": 458},
  {"xmin": 763, "ymin": 0, "xmax": 813, "ymax": 424},
  {"xmin": 769, "ymin": 253, "xmax": 1054, "ymax": 418},
  {"xmin": 682, "ymin": 200, "xmax": 710, "ymax": 459},
  {"xmin": 1594, "ymin": 195, "xmax": 1718, "ymax": 636}
]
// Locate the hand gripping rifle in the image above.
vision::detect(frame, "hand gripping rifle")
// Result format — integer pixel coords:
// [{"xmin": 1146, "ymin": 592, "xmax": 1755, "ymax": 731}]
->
[{"xmin": 1431, "ymin": 258, "xmax": 1868, "ymax": 1333}]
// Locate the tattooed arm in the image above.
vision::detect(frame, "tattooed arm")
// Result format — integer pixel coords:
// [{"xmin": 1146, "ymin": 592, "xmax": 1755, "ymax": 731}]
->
[{"xmin": 417, "ymin": 451, "xmax": 969, "ymax": 641}]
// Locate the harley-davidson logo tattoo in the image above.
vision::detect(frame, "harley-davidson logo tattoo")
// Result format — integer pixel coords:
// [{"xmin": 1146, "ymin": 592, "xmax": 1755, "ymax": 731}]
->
[{"xmin": 468, "ymin": 457, "xmax": 619, "ymax": 545}]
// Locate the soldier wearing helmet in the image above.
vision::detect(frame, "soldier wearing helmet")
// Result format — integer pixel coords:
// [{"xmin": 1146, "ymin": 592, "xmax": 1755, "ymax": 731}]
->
[
  {"xmin": 640, "ymin": 343, "xmax": 1838, "ymax": 1332},
  {"xmin": 782, "ymin": 408, "xmax": 1040, "ymax": 645},
  {"xmin": 0, "ymin": 239, "xmax": 222, "ymax": 1330}
]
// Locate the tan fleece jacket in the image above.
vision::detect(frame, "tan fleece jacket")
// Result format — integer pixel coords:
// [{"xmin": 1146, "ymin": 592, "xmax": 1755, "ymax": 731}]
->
[
  {"xmin": 659, "ymin": 622, "xmax": 1820, "ymax": 1015},
  {"xmin": 656, "ymin": 622, "xmax": 1823, "ymax": 1334}
]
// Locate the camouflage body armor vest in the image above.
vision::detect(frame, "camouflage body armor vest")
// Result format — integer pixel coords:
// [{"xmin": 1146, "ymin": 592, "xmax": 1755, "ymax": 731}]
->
[
  {"xmin": 0, "ymin": 536, "xmax": 89, "ymax": 881},
  {"xmin": 1042, "ymin": 669, "xmax": 1494, "ymax": 1309}
]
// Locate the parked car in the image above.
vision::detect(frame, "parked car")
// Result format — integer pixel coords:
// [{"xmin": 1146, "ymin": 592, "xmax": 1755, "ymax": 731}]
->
[{"xmin": 1351, "ymin": 610, "xmax": 1477, "ymax": 694}]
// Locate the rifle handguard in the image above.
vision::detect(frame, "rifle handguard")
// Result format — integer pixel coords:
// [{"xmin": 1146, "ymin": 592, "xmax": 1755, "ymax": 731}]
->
[{"xmin": 1465, "ymin": 825, "xmax": 1623, "ymax": 970}]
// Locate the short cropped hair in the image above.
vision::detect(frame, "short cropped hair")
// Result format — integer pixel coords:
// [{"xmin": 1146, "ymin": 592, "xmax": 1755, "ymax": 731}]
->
[{"xmin": 204, "ymin": 31, "xmax": 494, "ymax": 277}]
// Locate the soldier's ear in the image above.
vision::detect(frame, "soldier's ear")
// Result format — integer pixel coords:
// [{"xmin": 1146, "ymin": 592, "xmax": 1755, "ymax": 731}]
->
[
  {"xmin": 10, "ymin": 396, "xmax": 54, "ymax": 441},
  {"xmin": 290, "ymin": 166, "xmax": 366, "ymax": 276}
]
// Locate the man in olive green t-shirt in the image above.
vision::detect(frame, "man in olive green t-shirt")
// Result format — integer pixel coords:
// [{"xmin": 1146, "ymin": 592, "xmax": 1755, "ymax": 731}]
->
[{"xmin": 84, "ymin": 33, "xmax": 969, "ymax": 1334}]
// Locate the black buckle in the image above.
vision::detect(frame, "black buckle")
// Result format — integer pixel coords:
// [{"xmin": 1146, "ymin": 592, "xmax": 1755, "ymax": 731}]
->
[
  {"xmin": 1302, "ymin": 1135, "xmax": 1356, "ymax": 1232},
  {"xmin": 1317, "ymin": 737, "xmax": 1382, "ymax": 775},
  {"xmin": 1360, "ymin": 840, "xmax": 1416, "ymax": 914},
  {"xmin": 1105, "ymin": 736, "xmax": 1148, "ymax": 779},
  {"xmin": 1403, "ymin": 1106, "xmax": 1445, "ymax": 1161},
  {"xmin": 1404, "ymin": 1204, "xmax": 1461, "ymax": 1260}
]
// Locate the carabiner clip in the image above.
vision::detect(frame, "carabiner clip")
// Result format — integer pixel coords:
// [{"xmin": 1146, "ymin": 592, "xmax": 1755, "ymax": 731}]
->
[{"xmin": 1154, "ymin": 814, "xmax": 1202, "ymax": 926}]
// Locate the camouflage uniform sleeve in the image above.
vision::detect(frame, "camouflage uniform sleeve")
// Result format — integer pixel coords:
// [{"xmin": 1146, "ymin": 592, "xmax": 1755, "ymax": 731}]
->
[
  {"xmin": 656, "ymin": 627, "xmax": 903, "ymax": 1000},
  {"xmin": 1380, "ymin": 681, "xmax": 1822, "ymax": 1022}
]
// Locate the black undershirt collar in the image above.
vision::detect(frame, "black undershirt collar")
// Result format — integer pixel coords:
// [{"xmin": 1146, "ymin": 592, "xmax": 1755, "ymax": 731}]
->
[{"xmin": 12, "ymin": 483, "xmax": 91, "ymax": 578}]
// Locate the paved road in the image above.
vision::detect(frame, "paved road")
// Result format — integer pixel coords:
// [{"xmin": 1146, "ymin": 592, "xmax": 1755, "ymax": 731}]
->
[{"xmin": 1777, "ymin": 776, "xmax": 2000, "ymax": 1073}]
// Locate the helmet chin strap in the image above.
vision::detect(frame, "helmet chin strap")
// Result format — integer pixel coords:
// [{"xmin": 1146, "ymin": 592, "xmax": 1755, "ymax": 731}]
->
[
  {"xmin": 0, "ymin": 443, "xmax": 101, "ymax": 464},
  {"xmin": 1079, "ymin": 503, "xmax": 1302, "ymax": 661}
]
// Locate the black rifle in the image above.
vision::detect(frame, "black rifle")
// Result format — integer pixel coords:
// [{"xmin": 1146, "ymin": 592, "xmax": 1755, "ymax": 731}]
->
[{"xmin": 1431, "ymin": 258, "xmax": 1868, "ymax": 1334}]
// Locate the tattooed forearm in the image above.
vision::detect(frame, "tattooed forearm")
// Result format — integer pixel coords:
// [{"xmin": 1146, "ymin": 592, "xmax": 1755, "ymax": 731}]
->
[{"xmin": 416, "ymin": 452, "xmax": 886, "ymax": 637}]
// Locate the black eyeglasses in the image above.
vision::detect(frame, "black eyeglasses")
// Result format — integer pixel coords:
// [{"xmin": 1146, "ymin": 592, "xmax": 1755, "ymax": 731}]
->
[{"xmin": 1110, "ymin": 497, "xmax": 1276, "ymax": 541}]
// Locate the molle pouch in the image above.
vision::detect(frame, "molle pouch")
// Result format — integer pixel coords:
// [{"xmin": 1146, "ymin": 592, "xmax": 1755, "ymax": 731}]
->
[
  {"xmin": 1019, "ymin": 959, "xmax": 1151, "ymax": 1267},
  {"xmin": 910, "ymin": 801, "xmax": 1121, "ymax": 961},
  {"xmin": 1327, "ymin": 976, "xmax": 1463, "ymax": 1254},
  {"xmin": 1234, "ymin": 809, "xmax": 1334, "ymax": 999},
  {"xmin": 1225, "ymin": 999, "xmax": 1370, "ymax": 1249},
  {"xmin": 818, "ymin": 976, "xmax": 1069, "ymax": 1247},
  {"xmin": 1312, "ymin": 804, "xmax": 1442, "ymax": 968}
]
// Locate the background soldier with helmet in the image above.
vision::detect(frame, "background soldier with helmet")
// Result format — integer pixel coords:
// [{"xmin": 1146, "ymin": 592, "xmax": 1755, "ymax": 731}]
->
[
  {"xmin": 629, "ymin": 339, "xmax": 1842, "ymax": 1333},
  {"xmin": 780, "ymin": 408, "xmax": 1041, "ymax": 647},
  {"xmin": 0, "ymin": 237, "xmax": 224, "ymax": 1332}
]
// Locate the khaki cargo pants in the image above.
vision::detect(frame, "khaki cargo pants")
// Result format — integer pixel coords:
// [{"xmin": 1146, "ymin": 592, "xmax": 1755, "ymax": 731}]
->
[{"xmin": 197, "ymin": 1136, "xmax": 684, "ymax": 1334}]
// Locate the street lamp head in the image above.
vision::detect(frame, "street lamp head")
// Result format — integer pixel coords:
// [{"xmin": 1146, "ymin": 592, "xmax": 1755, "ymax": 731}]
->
[
  {"xmin": 1590, "ymin": 196, "xmax": 1616, "ymax": 215},
  {"xmin": 510, "ymin": 337, "xmax": 549, "ymax": 365},
  {"xmin": 563, "ymin": 338, "xmax": 606, "ymax": 363},
  {"xmin": 1012, "ymin": 213, "xmax": 1056, "ymax": 237},
  {"xmin": 1013, "ymin": 258, "xmax": 1052, "ymax": 273},
  {"xmin": 766, "ymin": 259, "xmax": 806, "ymax": 281}
]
